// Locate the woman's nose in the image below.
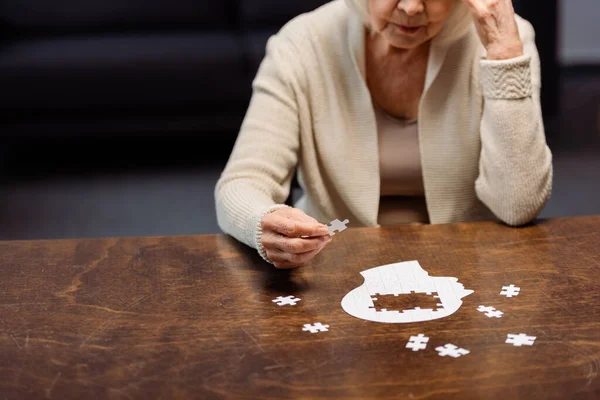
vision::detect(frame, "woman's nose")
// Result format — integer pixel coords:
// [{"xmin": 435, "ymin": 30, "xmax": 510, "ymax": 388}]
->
[{"xmin": 397, "ymin": 0, "xmax": 425, "ymax": 16}]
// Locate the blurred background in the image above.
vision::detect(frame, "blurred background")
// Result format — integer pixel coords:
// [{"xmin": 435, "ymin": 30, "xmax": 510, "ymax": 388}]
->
[{"xmin": 0, "ymin": 0, "xmax": 598, "ymax": 240}]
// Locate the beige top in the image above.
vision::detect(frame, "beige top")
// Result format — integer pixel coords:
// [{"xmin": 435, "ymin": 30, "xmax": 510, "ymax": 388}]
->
[
  {"xmin": 374, "ymin": 101, "xmax": 430, "ymax": 225},
  {"xmin": 214, "ymin": 0, "xmax": 553, "ymax": 264}
]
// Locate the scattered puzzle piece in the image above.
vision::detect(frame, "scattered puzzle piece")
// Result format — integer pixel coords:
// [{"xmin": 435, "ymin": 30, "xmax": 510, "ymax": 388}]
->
[
  {"xmin": 477, "ymin": 305, "xmax": 504, "ymax": 318},
  {"xmin": 302, "ymin": 322, "xmax": 329, "ymax": 333},
  {"xmin": 327, "ymin": 219, "xmax": 350, "ymax": 236},
  {"xmin": 500, "ymin": 284, "xmax": 520, "ymax": 298},
  {"xmin": 272, "ymin": 295, "xmax": 301, "ymax": 306},
  {"xmin": 435, "ymin": 343, "xmax": 470, "ymax": 358},
  {"xmin": 406, "ymin": 334, "xmax": 429, "ymax": 351},
  {"xmin": 506, "ymin": 333, "xmax": 536, "ymax": 346}
]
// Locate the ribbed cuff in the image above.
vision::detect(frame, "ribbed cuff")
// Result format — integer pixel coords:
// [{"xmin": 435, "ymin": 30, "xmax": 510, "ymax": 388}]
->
[
  {"xmin": 480, "ymin": 54, "xmax": 532, "ymax": 99},
  {"xmin": 255, "ymin": 204, "xmax": 291, "ymax": 264}
]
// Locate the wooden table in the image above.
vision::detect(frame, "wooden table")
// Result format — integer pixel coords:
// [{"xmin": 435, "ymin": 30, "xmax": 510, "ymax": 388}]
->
[{"xmin": 1, "ymin": 216, "xmax": 599, "ymax": 399}]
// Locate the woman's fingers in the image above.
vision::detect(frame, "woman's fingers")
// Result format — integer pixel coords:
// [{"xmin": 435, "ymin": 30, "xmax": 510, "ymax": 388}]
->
[
  {"xmin": 260, "ymin": 207, "xmax": 334, "ymax": 268},
  {"xmin": 262, "ymin": 208, "xmax": 330, "ymax": 238},
  {"xmin": 262, "ymin": 233, "xmax": 331, "ymax": 254},
  {"xmin": 275, "ymin": 220, "xmax": 329, "ymax": 238},
  {"xmin": 460, "ymin": 0, "xmax": 522, "ymax": 59},
  {"xmin": 266, "ymin": 245, "xmax": 327, "ymax": 269}
]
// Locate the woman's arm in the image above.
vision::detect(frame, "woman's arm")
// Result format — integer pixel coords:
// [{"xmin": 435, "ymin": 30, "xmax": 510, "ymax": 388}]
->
[
  {"xmin": 214, "ymin": 32, "xmax": 302, "ymax": 251},
  {"xmin": 474, "ymin": 18, "xmax": 553, "ymax": 226}
]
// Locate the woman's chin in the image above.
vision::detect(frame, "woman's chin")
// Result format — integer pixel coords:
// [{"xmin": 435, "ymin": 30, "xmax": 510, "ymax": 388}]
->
[
  {"xmin": 380, "ymin": 26, "xmax": 429, "ymax": 50},
  {"xmin": 384, "ymin": 34, "xmax": 426, "ymax": 50}
]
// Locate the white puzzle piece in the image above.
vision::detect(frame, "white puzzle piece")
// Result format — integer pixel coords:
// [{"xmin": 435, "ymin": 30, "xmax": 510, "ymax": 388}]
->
[
  {"xmin": 436, "ymin": 343, "xmax": 470, "ymax": 358},
  {"xmin": 327, "ymin": 219, "xmax": 349, "ymax": 236},
  {"xmin": 500, "ymin": 284, "xmax": 520, "ymax": 298},
  {"xmin": 340, "ymin": 260, "xmax": 474, "ymax": 323},
  {"xmin": 302, "ymin": 323, "xmax": 330, "ymax": 333},
  {"xmin": 477, "ymin": 305, "xmax": 504, "ymax": 318},
  {"xmin": 272, "ymin": 296, "xmax": 301, "ymax": 306},
  {"xmin": 406, "ymin": 334, "xmax": 429, "ymax": 351},
  {"xmin": 506, "ymin": 333, "xmax": 536, "ymax": 346}
]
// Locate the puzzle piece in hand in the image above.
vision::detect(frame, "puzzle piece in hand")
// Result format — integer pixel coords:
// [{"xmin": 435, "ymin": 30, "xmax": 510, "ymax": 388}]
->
[
  {"xmin": 406, "ymin": 333, "xmax": 429, "ymax": 351},
  {"xmin": 500, "ymin": 284, "xmax": 520, "ymax": 298},
  {"xmin": 302, "ymin": 322, "xmax": 329, "ymax": 333},
  {"xmin": 435, "ymin": 343, "xmax": 470, "ymax": 358},
  {"xmin": 327, "ymin": 219, "xmax": 349, "ymax": 236},
  {"xmin": 477, "ymin": 305, "xmax": 503, "ymax": 318},
  {"xmin": 506, "ymin": 333, "xmax": 536, "ymax": 346},
  {"xmin": 272, "ymin": 295, "xmax": 301, "ymax": 306}
]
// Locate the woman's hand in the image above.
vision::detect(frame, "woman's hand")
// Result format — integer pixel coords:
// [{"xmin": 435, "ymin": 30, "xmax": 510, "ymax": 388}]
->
[
  {"xmin": 462, "ymin": 0, "xmax": 524, "ymax": 60},
  {"xmin": 261, "ymin": 207, "xmax": 332, "ymax": 269}
]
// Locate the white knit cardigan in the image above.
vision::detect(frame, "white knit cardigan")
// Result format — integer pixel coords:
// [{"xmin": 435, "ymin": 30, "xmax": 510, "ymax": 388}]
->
[{"xmin": 214, "ymin": 0, "xmax": 553, "ymax": 261}]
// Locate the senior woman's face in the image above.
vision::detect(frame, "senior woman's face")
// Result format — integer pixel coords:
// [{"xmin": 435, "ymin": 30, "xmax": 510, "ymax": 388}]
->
[{"xmin": 368, "ymin": 0, "xmax": 454, "ymax": 49}]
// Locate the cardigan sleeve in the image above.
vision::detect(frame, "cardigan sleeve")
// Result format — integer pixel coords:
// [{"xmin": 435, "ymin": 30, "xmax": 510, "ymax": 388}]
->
[
  {"xmin": 474, "ymin": 18, "xmax": 553, "ymax": 226},
  {"xmin": 214, "ymin": 32, "xmax": 302, "ymax": 259}
]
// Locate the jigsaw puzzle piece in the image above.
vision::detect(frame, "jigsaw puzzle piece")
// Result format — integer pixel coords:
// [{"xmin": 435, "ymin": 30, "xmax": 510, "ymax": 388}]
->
[{"xmin": 327, "ymin": 219, "xmax": 350, "ymax": 236}]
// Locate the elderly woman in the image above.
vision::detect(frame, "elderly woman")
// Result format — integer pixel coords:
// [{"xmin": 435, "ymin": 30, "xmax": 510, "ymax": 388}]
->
[{"xmin": 215, "ymin": 0, "xmax": 553, "ymax": 269}]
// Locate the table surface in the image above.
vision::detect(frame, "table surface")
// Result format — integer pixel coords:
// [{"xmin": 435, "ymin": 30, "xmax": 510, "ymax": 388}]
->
[{"xmin": 1, "ymin": 215, "xmax": 599, "ymax": 399}]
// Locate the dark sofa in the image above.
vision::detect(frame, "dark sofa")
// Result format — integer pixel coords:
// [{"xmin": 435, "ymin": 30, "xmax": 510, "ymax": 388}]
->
[
  {"xmin": 0, "ymin": 0, "xmax": 557, "ymax": 142},
  {"xmin": 0, "ymin": 0, "xmax": 331, "ymax": 140}
]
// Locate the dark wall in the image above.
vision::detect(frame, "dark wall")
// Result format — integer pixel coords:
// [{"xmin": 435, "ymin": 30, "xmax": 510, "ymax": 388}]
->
[{"xmin": 513, "ymin": 0, "xmax": 560, "ymax": 119}]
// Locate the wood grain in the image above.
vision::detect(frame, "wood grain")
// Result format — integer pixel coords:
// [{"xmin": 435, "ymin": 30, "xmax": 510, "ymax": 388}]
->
[{"xmin": 1, "ymin": 216, "xmax": 599, "ymax": 399}]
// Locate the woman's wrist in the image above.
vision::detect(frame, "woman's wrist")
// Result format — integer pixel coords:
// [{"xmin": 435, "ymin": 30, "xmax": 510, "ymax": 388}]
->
[
  {"xmin": 255, "ymin": 204, "xmax": 290, "ymax": 263},
  {"xmin": 485, "ymin": 39, "xmax": 524, "ymax": 61}
]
